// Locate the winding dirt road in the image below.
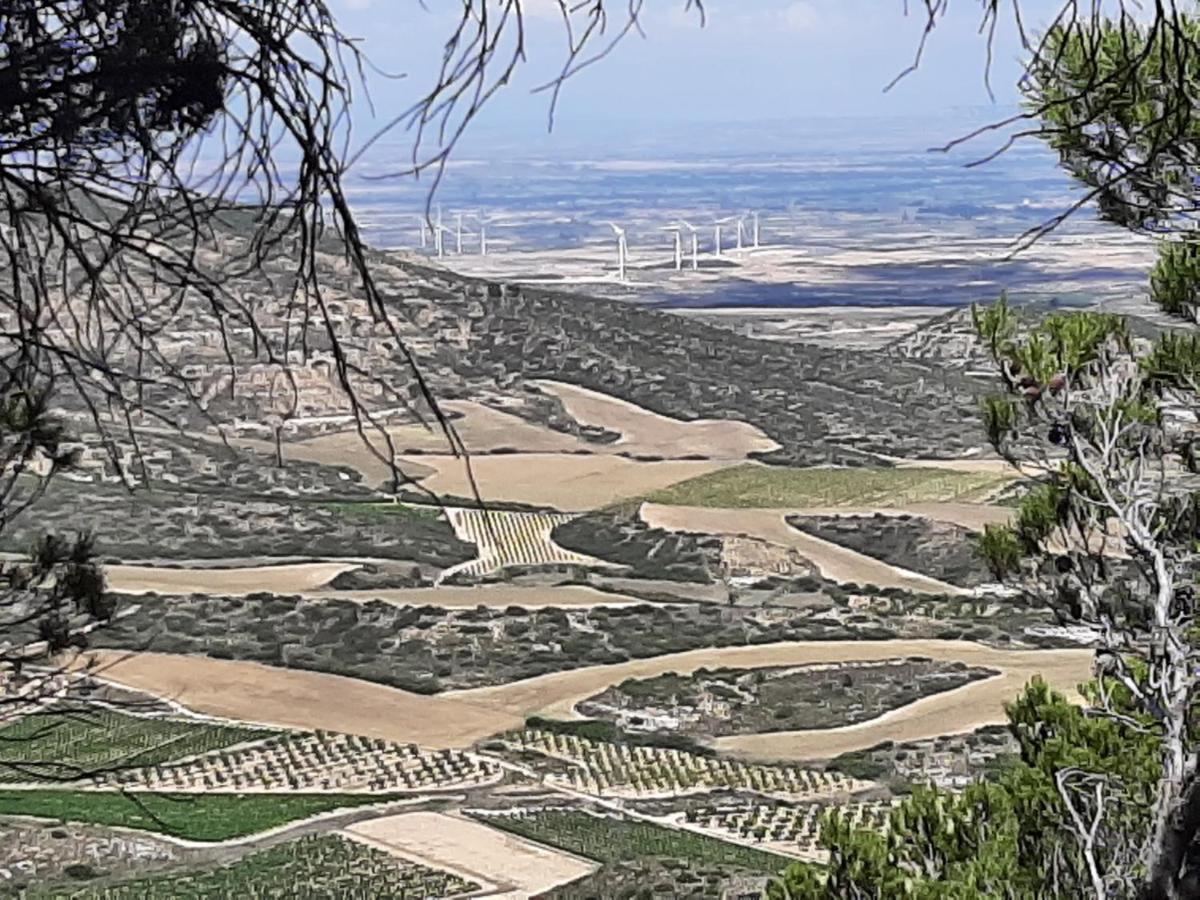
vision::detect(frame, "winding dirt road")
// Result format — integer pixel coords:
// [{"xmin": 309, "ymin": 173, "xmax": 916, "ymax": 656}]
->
[
  {"xmin": 641, "ymin": 503, "xmax": 971, "ymax": 594},
  {"xmin": 81, "ymin": 640, "xmax": 1093, "ymax": 760}
]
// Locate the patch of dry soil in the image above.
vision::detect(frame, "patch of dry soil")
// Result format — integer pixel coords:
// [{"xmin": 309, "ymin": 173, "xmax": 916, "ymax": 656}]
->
[
  {"xmin": 342, "ymin": 812, "xmax": 596, "ymax": 899},
  {"xmin": 105, "ymin": 562, "xmax": 359, "ymax": 596},
  {"xmin": 75, "ymin": 651, "xmax": 523, "ymax": 748},
  {"xmin": 532, "ymin": 379, "xmax": 779, "ymax": 458},
  {"xmin": 404, "ymin": 454, "xmax": 731, "ymax": 512}
]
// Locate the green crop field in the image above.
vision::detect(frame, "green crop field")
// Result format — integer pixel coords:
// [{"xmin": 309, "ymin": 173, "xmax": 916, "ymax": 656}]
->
[
  {"xmin": 0, "ymin": 710, "xmax": 274, "ymax": 783},
  {"xmin": 0, "ymin": 790, "xmax": 401, "ymax": 841},
  {"xmin": 476, "ymin": 809, "xmax": 793, "ymax": 875},
  {"xmin": 647, "ymin": 464, "xmax": 1010, "ymax": 508},
  {"xmin": 30, "ymin": 833, "xmax": 478, "ymax": 898}
]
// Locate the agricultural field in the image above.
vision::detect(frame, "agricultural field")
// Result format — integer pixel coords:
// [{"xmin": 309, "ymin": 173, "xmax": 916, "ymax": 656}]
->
[
  {"xmin": 344, "ymin": 811, "xmax": 598, "ymax": 898},
  {"xmin": 474, "ymin": 807, "xmax": 795, "ymax": 875},
  {"xmin": 577, "ymin": 658, "xmax": 997, "ymax": 738},
  {"xmin": 0, "ymin": 790, "xmax": 400, "ymax": 842},
  {"xmin": 678, "ymin": 799, "xmax": 896, "ymax": 860},
  {"xmin": 27, "ymin": 833, "xmax": 478, "ymax": 898},
  {"xmin": 0, "ymin": 710, "xmax": 273, "ymax": 783},
  {"xmin": 531, "ymin": 379, "xmax": 780, "ymax": 459},
  {"xmin": 439, "ymin": 507, "xmax": 608, "ymax": 582},
  {"xmin": 96, "ymin": 730, "xmax": 498, "ymax": 794},
  {"xmin": 646, "ymin": 464, "xmax": 1012, "ymax": 509},
  {"xmin": 500, "ymin": 729, "xmax": 872, "ymax": 799}
]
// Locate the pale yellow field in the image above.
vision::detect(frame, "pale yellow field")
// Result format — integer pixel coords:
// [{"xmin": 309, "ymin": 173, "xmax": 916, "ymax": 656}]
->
[
  {"xmin": 343, "ymin": 812, "xmax": 596, "ymax": 899},
  {"xmin": 640, "ymin": 503, "xmax": 967, "ymax": 594},
  {"xmin": 79, "ymin": 639, "xmax": 1090, "ymax": 757},
  {"xmin": 105, "ymin": 562, "xmax": 359, "ymax": 596},
  {"xmin": 313, "ymin": 400, "xmax": 590, "ymax": 456},
  {"xmin": 77, "ymin": 651, "xmax": 523, "ymax": 748},
  {"xmin": 403, "ymin": 453, "xmax": 731, "ymax": 511},
  {"xmin": 533, "ymin": 379, "xmax": 779, "ymax": 458}
]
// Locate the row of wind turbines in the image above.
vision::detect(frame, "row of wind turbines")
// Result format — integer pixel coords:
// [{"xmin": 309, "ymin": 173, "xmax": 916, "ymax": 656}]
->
[
  {"xmin": 417, "ymin": 207, "xmax": 495, "ymax": 258},
  {"xmin": 414, "ymin": 205, "xmax": 767, "ymax": 283},
  {"xmin": 609, "ymin": 212, "xmax": 763, "ymax": 280}
]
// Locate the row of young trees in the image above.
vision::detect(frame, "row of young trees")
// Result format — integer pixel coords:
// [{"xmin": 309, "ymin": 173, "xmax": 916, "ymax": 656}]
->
[{"xmin": 775, "ymin": 6, "xmax": 1200, "ymax": 898}]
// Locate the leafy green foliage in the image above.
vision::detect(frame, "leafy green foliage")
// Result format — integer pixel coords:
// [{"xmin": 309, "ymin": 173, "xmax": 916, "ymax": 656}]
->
[
  {"xmin": 980, "ymin": 395, "xmax": 1019, "ymax": 448},
  {"xmin": 1026, "ymin": 12, "xmax": 1200, "ymax": 230},
  {"xmin": 1150, "ymin": 240, "xmax": 1200, "ymax": 320},
  {"xmin": 972, "ymin": 294, "xmax": 1017, "ymax": 361},
  {"xmin": 772, "ymin": 678, "xmax": 1160, "ymax": 898},
  {"xmin": 1143, "ymin": 331, "xmax": 1200, "ymax": 392},
  {"xmin": 974, "ymin": 524, "xmax": 1022, "ymax": 581},
  {"xmin": 1013, "ymin": 483, "xmax": 1065, "ymax": 552}
]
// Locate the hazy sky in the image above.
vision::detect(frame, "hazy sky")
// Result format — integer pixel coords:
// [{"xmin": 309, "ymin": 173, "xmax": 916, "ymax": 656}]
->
[{"xmin": 330, "ymin": 0, "xmax": 1068, "ymax": 156}]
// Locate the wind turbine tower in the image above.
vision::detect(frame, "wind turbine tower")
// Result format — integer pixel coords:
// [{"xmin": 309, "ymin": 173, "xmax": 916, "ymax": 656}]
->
[
  {"xmin": 713, "ymin": 222, "xmax": 723, "ymax": 257},
  {"xmin": 608, "ymin": 223, "xmax": 628, "ymax": 281},
  {"xmin": 753, "ymin": 211, "xmax": 761, "ymax": 248},
  {"xmin": 735, "ymin": 216, "xmax": 745, "ymax": 251},
  {"xmin": 455, "ymin": 212, "xmax": 463, "ymax": 254},
  {"xmin": 679, "ymin": 221, "xmax": 699, "ymax": 270},
  {"xmin": 434, "ymin": 206, "xmax": 444, "ymax": 257},
  {"xmin": 662, "ymin": 225, "xmax": 683, "ymax": 271},
  {"xmin": 418, "ymin": 216, "xmax": 427, "ymax": 250}
]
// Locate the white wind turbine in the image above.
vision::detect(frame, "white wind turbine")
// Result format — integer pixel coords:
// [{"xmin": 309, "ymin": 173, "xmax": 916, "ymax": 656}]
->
[
  {"xmin": 752, "ymin": 211, "xmax": 761, "ymax": 248},
  {"xmin": 679, "ymin": 220, "xmax": 699, "ymax": 270},
  {"xmin": 455, "ymin": 212, "xmax": 464, "ymax": 254},
  {"xmin": 417, "ymin": 215, "xmax": 428, "ymax": 250},
  {"xmin": 472, "ymin": 212, "xmax": 491, "ymax": 256},
  {"xmin": 434, "ymin": 205, "xmax": 445, "ymax": 257},
  {"xmin": 735, "ymin": 215, "xmax": 746, "ymax": 251},
  {"xmin": 662, "ymin": 224, "xmax": 683, "ymax": 271},
  {"xmin": 607, "ymin": 222, "xmax": 628, "ymax": 280}
]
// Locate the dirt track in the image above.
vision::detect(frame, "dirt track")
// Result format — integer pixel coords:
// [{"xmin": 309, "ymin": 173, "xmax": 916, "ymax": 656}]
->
[
  {"xmin": 532, "ymin": 379, "xmax": 779, "ymax": 458},
  {"xmin": 640, "ymin": 503, "xmax": 969, "ymax": 594},
  {"xmin": 81, "ymin": 640, "xmax": 1091, "ymax": 758},
  {"xmin": 105, "ymin": 562, "xmax": 359, "ymax": 596},
  {"xmin": 105, "ymin": 568, "xmax": 644, "ymax": 608}
]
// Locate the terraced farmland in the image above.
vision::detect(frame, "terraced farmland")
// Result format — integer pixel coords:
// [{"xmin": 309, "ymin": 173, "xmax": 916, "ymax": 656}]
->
[
  {"xmin": 439, "ymin": 507, "xmax": 608, "ymax": 581},
  {"xmin": 503, "ymin": 729, "xmax": 871, "ymax": 799},
  {"xmin": 97, "ymin": 730, "xmax": 499, "ymax": 793},
  {"xmin": 0, "ymin": 710, "xmax": 273, "ymax": 783},
  {"xmin": 29, "ymin": 833, "xmax": 478, "ymax": 898},
  {"xmin": 680, "ymin": 800, "xmax": 896, "ymax": 860},
  {"xmin": 473, "ymin": 807, "xmax": 794, "ymax": 875}
]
